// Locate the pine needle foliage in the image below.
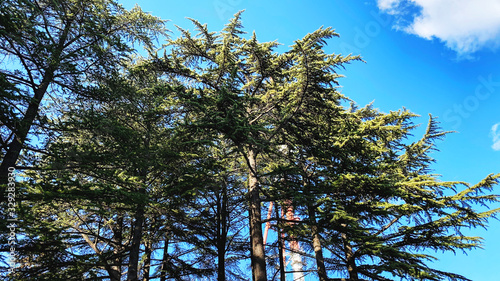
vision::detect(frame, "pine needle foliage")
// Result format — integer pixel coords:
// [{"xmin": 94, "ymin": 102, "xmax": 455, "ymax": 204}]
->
[{"xmin": 1, "ymin": 7, "xmax": 498, "ymax": 281}]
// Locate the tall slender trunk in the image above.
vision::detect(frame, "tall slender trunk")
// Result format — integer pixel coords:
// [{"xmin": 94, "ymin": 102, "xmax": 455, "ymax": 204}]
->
[
  {"xmin": 128, "ymin": 136, "xmax": 150, "ymax": 281},
  {"xmin": 0, "ymin": 18, "xmax": 73, "ymax": 194},
  {"xmin": 127, "ymin": 193, "xmax": 146, "ymax": 281},
  {"xmin": 263, "ymin": 202, "xmax": 273, "ymax": 245},
  {"xmin": 217, "ymin": 183, "xmax": 228, "ymax": 281},
  {"xmin": 0, "ymin": 75, "xmax": 51, "ymax": 192},
  {"xmin": 276, "ymin": 204, "xmax": 286, "ymax": 281},
  {"xmin": 143, "ymin": 234, "xmax": 152, "ymax": 281},
  {"xmin": 341, "ymin": 230, "xmax": 359, "ymax": 281},
  {"xmin": 308, "ymin": 206, "xmax": 328, "ymax": 281},
  {"xmin": 110, "ymin": 215, "xmax": 124, "ymax": 280},
  {"xmin": 247, "ymin": 148, "xmax": 267, "ymax": 281},
  {"xmin": 284, "ymin": 200, "xmax": 304, "ymax": 281},
  {"xmin": 160, "ymin": 235, "xmax": 169, "ymax": 281},
  {"xmin": 249, "ymin": 204, "xmax": 255, "ymax": 281}
]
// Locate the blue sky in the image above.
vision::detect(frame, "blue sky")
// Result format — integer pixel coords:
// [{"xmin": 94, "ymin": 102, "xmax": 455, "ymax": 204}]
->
[{"xmin": 119, "ymin": 1, "xmax": 500, "ymax": 280}]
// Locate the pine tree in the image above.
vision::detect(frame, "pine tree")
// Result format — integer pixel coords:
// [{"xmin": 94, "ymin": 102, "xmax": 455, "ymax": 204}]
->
[
  {"xmin": 4, "ymin": 60, "xmax": 181, "ymax": 280},
  {"xmin": 155, "ymin": 12, "xmax": 360, "ymax": 280},
  {"xmin": 281, "ymin": 102, "xmax": 500, "ymax": 280},
  {"xmin": 0, "ymin": 0, "xmax": 167, "ymax": 196},
  {"xmin": 2, "ymin": 6, "xmax": 499, "ymax": 281}
]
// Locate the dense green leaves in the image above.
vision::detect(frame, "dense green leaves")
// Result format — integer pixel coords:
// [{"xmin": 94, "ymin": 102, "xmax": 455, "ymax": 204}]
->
[
  {"xmin": 1, "ymin": 5, "xmax": 498, "ymax": 281},
  {"xmin": 0, "ymin": 0, "xmax": 167, "ymax": 192}
]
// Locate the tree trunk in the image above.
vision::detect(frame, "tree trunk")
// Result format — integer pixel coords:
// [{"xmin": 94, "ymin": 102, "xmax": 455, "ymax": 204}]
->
[
  {"xmin": 308, "ymin": 206, "xmax": 328, "ymax": 281},
  {"xmin": 80, "ymin": 231, "xmax": 121, "ymax": 281},
  {"xmin": 107, "ymin": 264, "xmax": 121, "ymax": 281},
  {"xmin": 110, "ymin": 215, "xmax": 124, "ymax": 280},
  {"xmin": 143, "ymin": 235, "xmax": 152, "ymax": 281},
  {"xmin": 217, "ymin": 183, "xmax": 228, "ymax": 281},
  {"xmin": 284, "ymin": 200, "xmax": 304, "ymax": 281},
  {"xmin": 127, "ymin": 196, "xmax": 145, "ymax": 281},
  {"xmin": 0, "ymin": 78, "xmax": 50, "ymax": 193},
  {"xmin": 276, "ymin": 204, "xmax": 286, "ymax": 281},
  {"xmin": 341, "ymin": 230, "xmax": 359, "ymax": 281},
  {"xmin": 0, "ymin": 18, "xmax": 73, "ymax": 195},
  {"xmin": 247, "ymin": 148, "xmax": 267, "ymax": 281},
  {"xmin": 160, "ymin": 235, "xmax": 169, "ymax": 281}
]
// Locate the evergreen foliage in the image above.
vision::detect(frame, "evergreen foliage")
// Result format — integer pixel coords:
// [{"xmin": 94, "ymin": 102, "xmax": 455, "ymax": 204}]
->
[
  {"xmin": 0, "ymin": 4, "xmax": 498, "ymax": 281},
  {"xmin": 0, "ymin": 0, "xmax": 167, "ymax": 193}
]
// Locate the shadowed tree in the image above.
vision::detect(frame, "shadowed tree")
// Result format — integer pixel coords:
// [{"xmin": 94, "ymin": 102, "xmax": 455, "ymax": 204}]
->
[{"xmin": 0, "ymin": 0, "xmax": 167, "ymax": 196}]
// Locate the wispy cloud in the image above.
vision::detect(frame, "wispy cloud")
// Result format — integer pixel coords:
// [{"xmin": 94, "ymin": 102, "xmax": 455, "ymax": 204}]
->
[
  {"xmin": 377, "ymin": 0, "xmax": 500, "ymax": 56},
  {"xmin": 491, "ymin": 123, "xmax": 500, "ymax": 151},
  {"xmin": 377, "ymin": 0, "xmax": 400, "ymax": 12}
]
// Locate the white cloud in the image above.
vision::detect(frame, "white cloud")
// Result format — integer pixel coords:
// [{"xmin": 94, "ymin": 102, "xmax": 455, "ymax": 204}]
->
[
  {"xmin": 491, "ymin": 123, "xmax": 500, "ymax": 151},
  {"xmin": 377, "ymin": 0, "xmax": 500, "ymax": 55},
  {"xmin": 377, "ymin": 0, "xmax": 400, "ymax": 12}
]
